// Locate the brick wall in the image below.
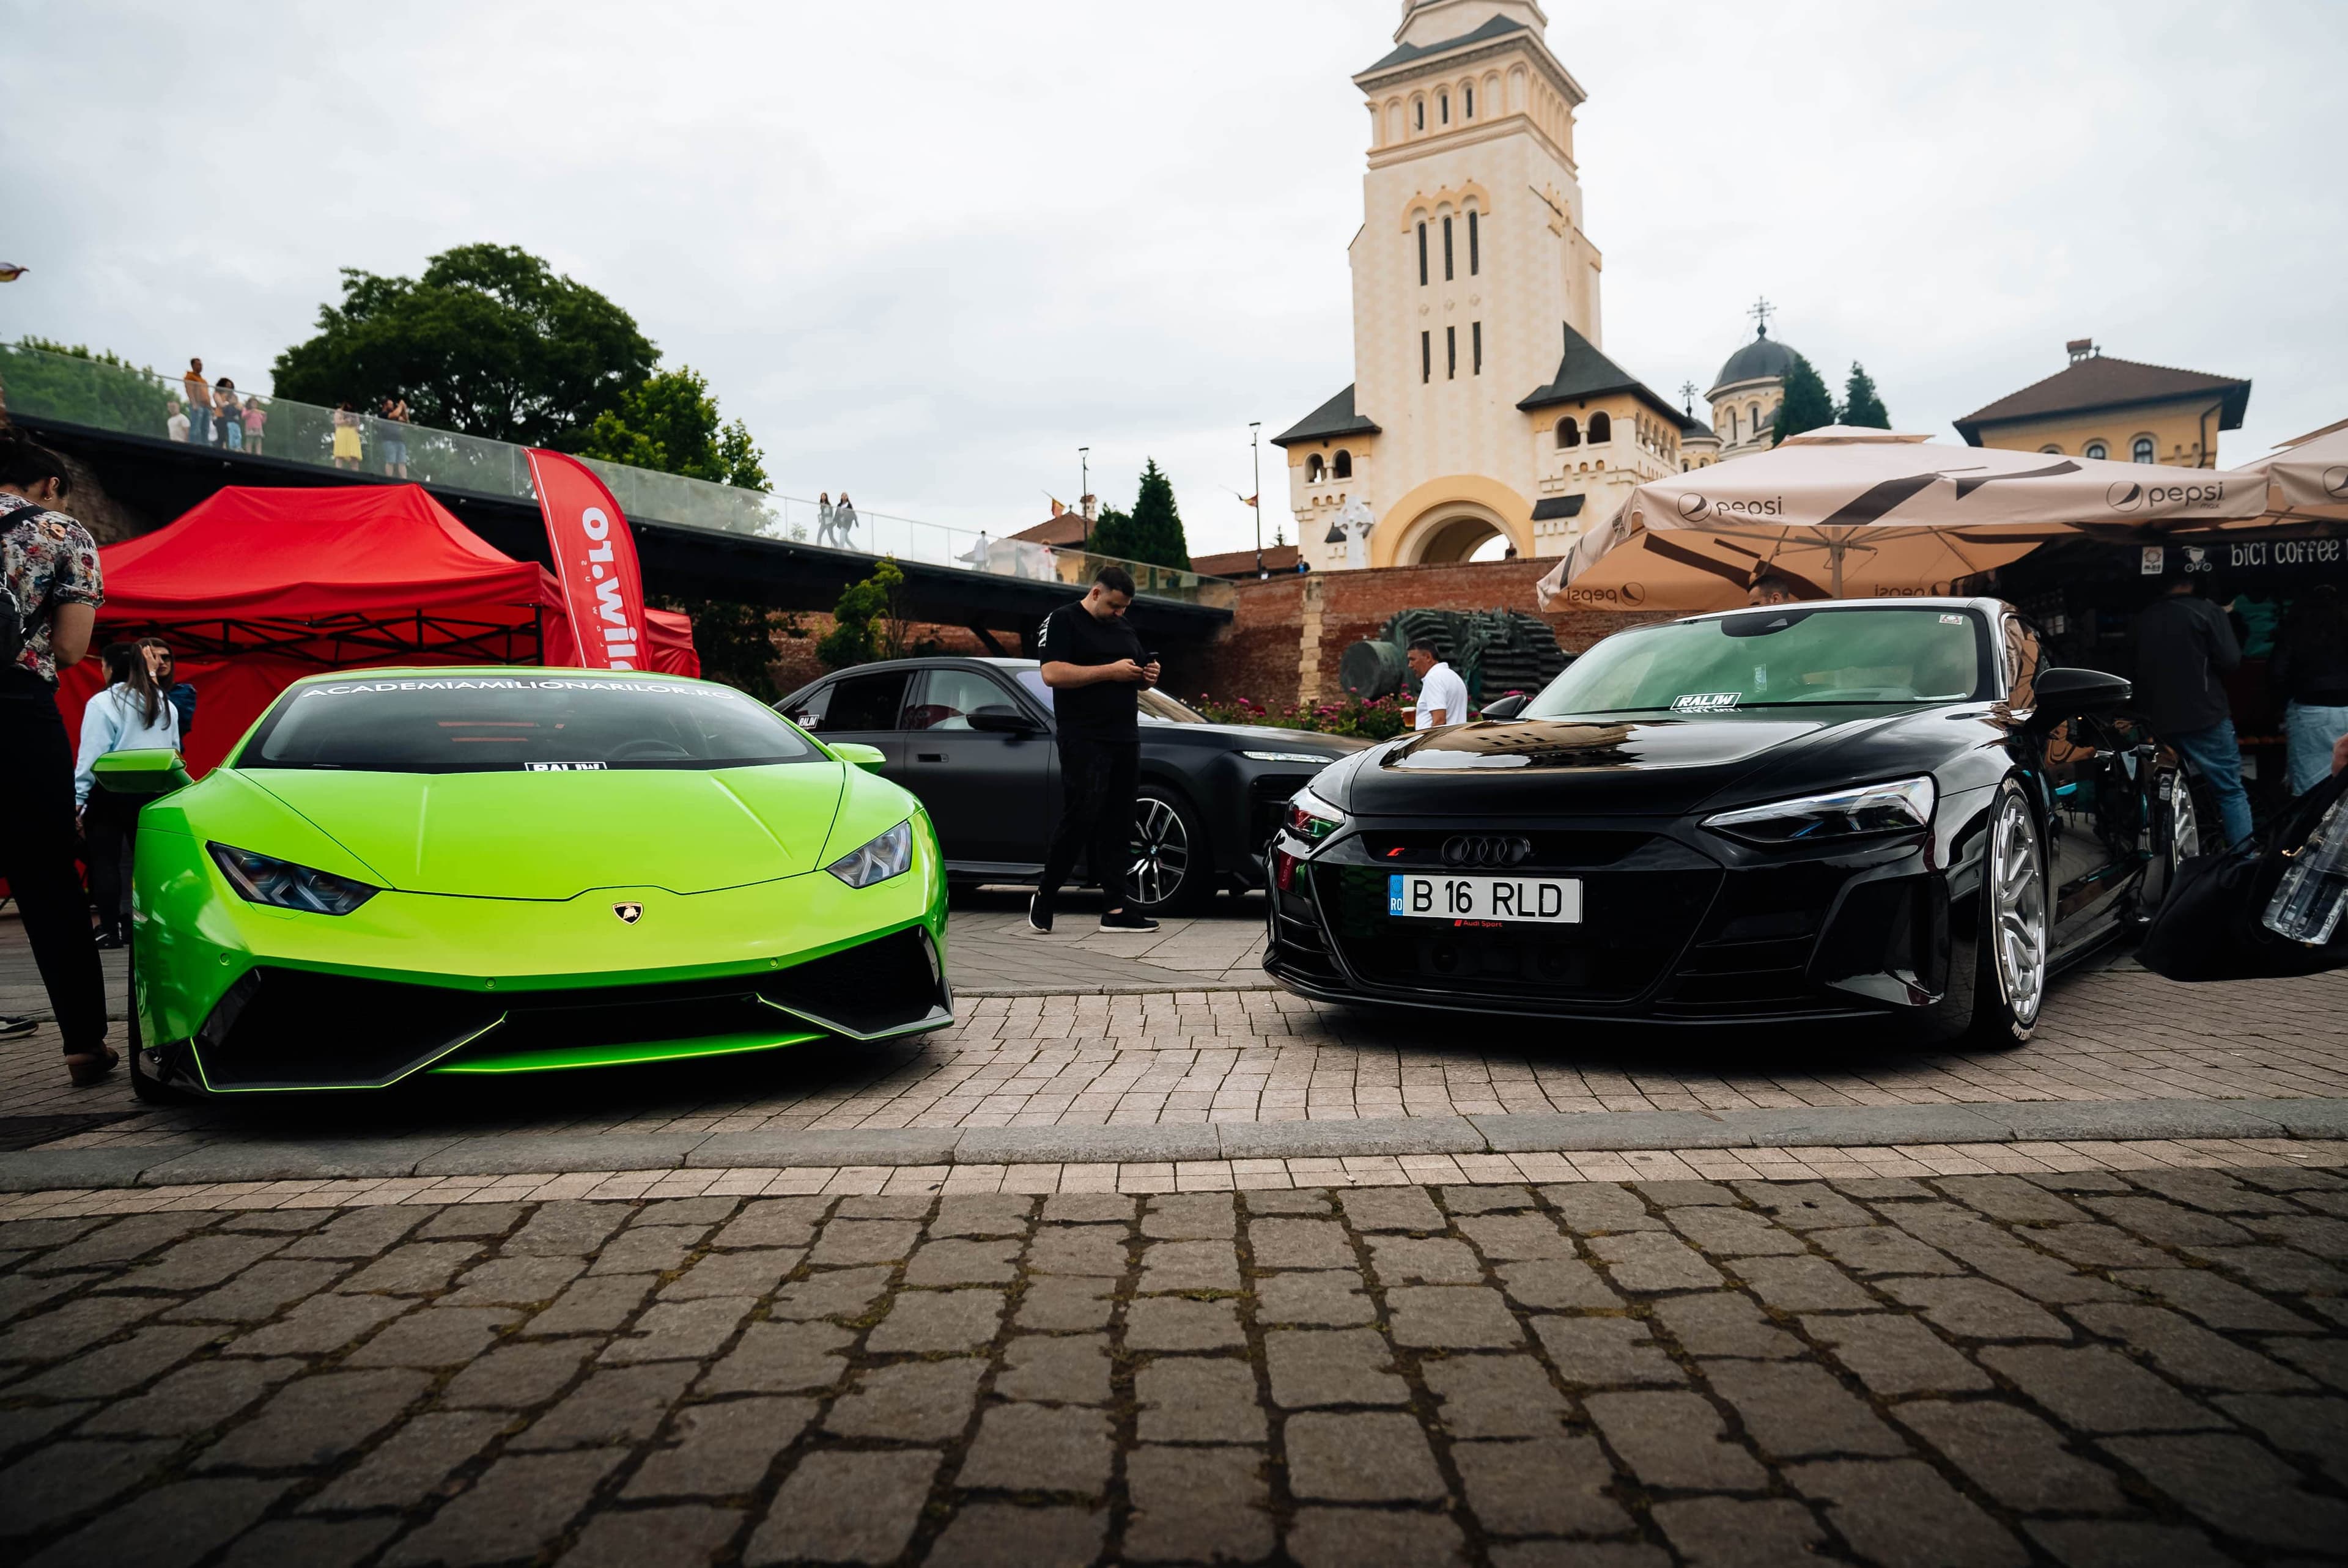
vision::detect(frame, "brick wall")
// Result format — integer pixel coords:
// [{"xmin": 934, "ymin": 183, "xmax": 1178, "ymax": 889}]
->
[{"xmin": 1183, "ymin": 558, "xmax": 1672, "ymax": 707}]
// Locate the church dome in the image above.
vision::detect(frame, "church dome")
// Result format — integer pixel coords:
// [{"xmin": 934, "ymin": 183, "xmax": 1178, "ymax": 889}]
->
[{"xmin": 1708, "ymin": 329, "xmax": 1798, "ymax": 397}]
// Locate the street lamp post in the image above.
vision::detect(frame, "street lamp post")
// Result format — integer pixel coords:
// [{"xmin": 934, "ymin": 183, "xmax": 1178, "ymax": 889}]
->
[
  {"xmin": 1078, "ymin": 446, "xmax": 1090, "ymax": 550},
  {"xmin": 1249, "ymin": 422, "xmax": 1263, "ymax": 578}
]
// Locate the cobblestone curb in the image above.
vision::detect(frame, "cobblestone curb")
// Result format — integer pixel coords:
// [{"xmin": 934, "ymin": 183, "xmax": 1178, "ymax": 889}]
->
[{"xmin": 7, "ymin": 1098, "xmax": 2347, "ymax": 1193}]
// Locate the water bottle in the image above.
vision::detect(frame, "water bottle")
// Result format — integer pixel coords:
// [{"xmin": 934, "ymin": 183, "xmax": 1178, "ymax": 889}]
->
[{"xmin": 2264, "ymin": 791, "xmax": 2348, "ymax": 945}]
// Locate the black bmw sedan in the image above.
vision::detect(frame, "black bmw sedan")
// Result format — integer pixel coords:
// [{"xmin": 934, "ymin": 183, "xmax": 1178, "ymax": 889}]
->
[
  {"xmin": 778, "ymin": 657, "xmax": 1368, "ymax": 914},
  {"xmin": 1265, "ymin": 598, "xmax": 2188, "ymax": 1045}
]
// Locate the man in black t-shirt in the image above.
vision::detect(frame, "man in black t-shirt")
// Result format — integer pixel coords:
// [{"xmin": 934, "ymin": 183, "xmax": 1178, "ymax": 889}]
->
[{"xmin": 1031, "ymin": 565, "xmax": 1161, "ymax": 933}]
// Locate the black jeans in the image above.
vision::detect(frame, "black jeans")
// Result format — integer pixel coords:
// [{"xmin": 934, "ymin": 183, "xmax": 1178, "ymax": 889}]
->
[
  {"xmin": 1040, "ymin": 735, "xmax": 1138, "ymax": 910},
  {"xmin": 82, "ymin": 785, "xmax": 140, "ymax": 936},
  {"xmin": 0, "ymin": 668, "xmax": 108, "ymax": 1053}
]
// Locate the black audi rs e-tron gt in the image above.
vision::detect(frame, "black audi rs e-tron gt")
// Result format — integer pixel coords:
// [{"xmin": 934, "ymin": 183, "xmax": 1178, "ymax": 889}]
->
[{"xmin": 1265, "ymin": 598, "xmax": 2191, "ymax": 1045}]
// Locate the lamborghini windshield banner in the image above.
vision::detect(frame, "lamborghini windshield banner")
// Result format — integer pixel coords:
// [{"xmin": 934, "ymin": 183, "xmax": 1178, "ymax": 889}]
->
[{"xmin": 527, "ymin": 449, "xmax": 649, "ymax": 670}]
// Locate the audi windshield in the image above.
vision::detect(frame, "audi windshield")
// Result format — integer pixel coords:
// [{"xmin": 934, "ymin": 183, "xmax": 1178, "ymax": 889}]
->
[
  {"xmin": 1524, "ymin": 606, "xmax": 1992, "ymax": 719},
  {"xmin": 238, "ymin": 675, "xmax": 825, "ymax": 772}
]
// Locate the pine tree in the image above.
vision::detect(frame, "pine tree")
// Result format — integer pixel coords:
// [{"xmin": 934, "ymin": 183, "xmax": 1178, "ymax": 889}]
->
[
  {"xmin": 1840, "ymin": 362, "xmax": 1890, "ymax": 429},
  {"xmin": 1771, "ymin": 353, "xmax": 1837, "ymax": 446},
  {"xmin": 1088, "ymin": 459, "xmax": 1192, "ymax": 570}
]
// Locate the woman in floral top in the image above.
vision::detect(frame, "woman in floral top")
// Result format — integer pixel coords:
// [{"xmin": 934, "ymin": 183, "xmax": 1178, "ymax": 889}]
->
[{"xmin": 0, "ymin": 425, "xmax": 117, "ymax": 1086}]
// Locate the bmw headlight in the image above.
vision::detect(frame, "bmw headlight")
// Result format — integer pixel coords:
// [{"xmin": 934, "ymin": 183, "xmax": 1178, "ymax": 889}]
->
[
  {"xmin": 1702, "ymin": 776, "xmax": 1936, "ymax": 847},
  {"xmin": 827, "ymin": 819, "xmax": 915, "ymax": 888},
  {"xmin": 1285, "ymin": 787, "xmax": 1349, "ymax": 844},
  {"xmin": 208, "ymin": 843, "xmax": 380, "ymax": 915}
]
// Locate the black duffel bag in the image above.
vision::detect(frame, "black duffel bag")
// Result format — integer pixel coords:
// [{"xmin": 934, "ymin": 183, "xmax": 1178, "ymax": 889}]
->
[{"xmin": 2139, "ymin": 764, "xmax": 2348, "ymax": 982}]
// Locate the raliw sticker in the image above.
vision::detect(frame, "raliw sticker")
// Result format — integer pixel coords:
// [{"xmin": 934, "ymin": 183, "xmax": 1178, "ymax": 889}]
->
[{"xmin": 1672, "ymin": 692, "xmax": 1740, "ymax": 713}]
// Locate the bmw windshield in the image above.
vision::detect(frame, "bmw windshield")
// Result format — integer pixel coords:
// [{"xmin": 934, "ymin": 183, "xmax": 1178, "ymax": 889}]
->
[
  {"xmin": 1523, "ymin": 606, "xmax": 1993, "ymax": 720},
  {"xmin": 239, "ymin": 675, "xmax": 825, "ymax": 772}
]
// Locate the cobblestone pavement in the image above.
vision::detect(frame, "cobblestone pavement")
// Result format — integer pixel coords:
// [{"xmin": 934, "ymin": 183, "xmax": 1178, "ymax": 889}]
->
[
  {"xmin": 4, "ymin": 1160, "xmax": 2346, "ymax": 1567},
  {"xmin": 11, "ymin": 964, "xmax": 2347, "ymax": 1157}
]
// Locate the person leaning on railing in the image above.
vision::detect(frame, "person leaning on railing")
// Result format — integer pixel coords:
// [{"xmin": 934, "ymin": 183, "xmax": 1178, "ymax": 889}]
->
[{"xmin": 0, "ymin": 426, "xmax": 117, "ymax": 1084}]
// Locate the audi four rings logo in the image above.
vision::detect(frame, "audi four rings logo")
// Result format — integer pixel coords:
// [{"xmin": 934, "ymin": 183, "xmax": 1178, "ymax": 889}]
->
[
  {"xmin": 613, "ymin": 902, "xmax": 644, "ymax": 924},
  {"xmin": 1442, "ymin": 834, "xmax": 1533, "ymax": 868}
]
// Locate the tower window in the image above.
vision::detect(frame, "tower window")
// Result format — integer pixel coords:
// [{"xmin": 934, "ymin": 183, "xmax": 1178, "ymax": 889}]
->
[
  {"xmin": 2132, "ymin": 436, "xmax": 2156, "ymax": 463},
  {"xmin": 1472, "ymin": 322, "xmax": 1482, "ymax": 375},
  {"xmin": 1556, "ymin": 417, "xmax": 1579, "ymax": 449},
  {"xmin": 1333, "ymin": 449, "xmax": 1353, "ymax": 479},
  {"xmin": 1417, "ymin": 223, "xmax": 1428, "ymax": 287},
  {"xmin": 1468, "ymin": 211, "xmax": 1479, "ymax": 276},
  {"xmin": 1725, "ymin": 408, "xmax": 1738, "ymax": 441},
  {"xmin": 1589, "ymin": 411, "xmax": 1612, "ymax": 443},
  {"xmin": 1446, "ymin": 325, "xmax": 1457, "ymax": 380},
  {"xmin": 2084, "ymin": 440, "xmax": 2108, "ymax": 461},
  {"xmin": 1414, "ymin": 100, "xmax": 1424, "ymax": 131},
  {"xmin": 1442, "ymin": 216, "xmax": 1454, "ymax": 281},
  {"xmin": 1464, "ymin": 84, "xmax": 1474, "ymax": 117},
  {"xmin": 1421, "ymin": 331, "xmax": 1431, "ymax": 384},
  {"xmin": 1439, "ymin": 92, "xmax": 1449, "ymax": 125},
  {"xmin": 1305, "ymin": 454, "xmax": 1324, "ymax": 482}
]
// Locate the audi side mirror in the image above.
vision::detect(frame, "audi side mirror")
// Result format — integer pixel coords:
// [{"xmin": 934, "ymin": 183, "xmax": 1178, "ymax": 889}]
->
[
  {"xmin": 94, "ymin": 748, "xmax": 192, "ymax": 797},
  {"xmin": 2028, "ymin": 667, "xmax": 2131, "ymax": 727},
  {"xmin": 968, "ymin": 705, "xmax": 1041, "ymax": 735},
  {"xmin": 1479, "ymin": 694, "xmax": 1529, "ymax": 721}
]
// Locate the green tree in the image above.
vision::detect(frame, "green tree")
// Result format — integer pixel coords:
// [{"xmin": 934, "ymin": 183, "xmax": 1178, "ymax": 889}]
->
[
  {"xmin": 818, "ymin": 558, "xmax": 909, "ymax": 669},
  {"xmin": 577, "ymin": 366, "xmax": 770, "ymax": 490},
  {"xmin": 1087, "ymin": 458, "xmax": 1191, "ymax": 570},
  {"xmin": 659, "ymin": 596, "xmax": 801, "ymax": 701},
  {"xmin": 0, "ymin": 337, "xmax": 171, "ymax": 434},
  {"xmin": 1839, "ymin": 362, "xmax": 1890, "ymax": 429},
  {"xmin": 1770, "ymin": 353, "xmax": 1837, "ymax": 446},
  {"xmin": 271, "ymin": 243, "xmax": 657, "ymax": 447}
]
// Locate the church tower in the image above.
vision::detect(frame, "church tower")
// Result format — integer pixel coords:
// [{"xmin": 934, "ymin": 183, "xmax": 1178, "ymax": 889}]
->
[{"xmin": 1274, "ymin": 1, "xmax": 1682, "ymax": 569}]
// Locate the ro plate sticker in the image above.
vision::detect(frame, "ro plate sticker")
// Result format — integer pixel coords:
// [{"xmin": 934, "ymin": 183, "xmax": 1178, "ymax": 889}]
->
[
  {"xmin": 1671, "ymin": 692, "xmax": 1740, "ymax": 713},
  {"xmin": 1388, "ymin": 874, "xmax": 1405, "ymax": 915}
]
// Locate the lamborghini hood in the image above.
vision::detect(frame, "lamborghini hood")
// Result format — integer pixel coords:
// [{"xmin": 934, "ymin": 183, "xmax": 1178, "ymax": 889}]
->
[{"xmin": 237, "ymin": 764, "xmax": 850, "ymax": 899}]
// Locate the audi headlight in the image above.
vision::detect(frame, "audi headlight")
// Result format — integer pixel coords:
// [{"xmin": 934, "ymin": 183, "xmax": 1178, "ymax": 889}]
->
[
  {"xmin": 1702, "ymin": 776, "xmax": 1936, "ymax": 847},
  {"xmin": 827, "ymin": 819, "xmax": 915, "ymax": 888},
  {"xmin": 1285, "ymin": 787, "xmax": 1348, "ymax": 844},
  {"xmin": 1244, "ymin": 749, "xmax": 1340, "ymax": 765},
  {"xmin": 208, "ymin": 843, "xmax": 379, "ymax": 915}
]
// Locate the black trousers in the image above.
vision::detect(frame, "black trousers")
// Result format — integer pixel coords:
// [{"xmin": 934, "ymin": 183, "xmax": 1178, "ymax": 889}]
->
[
  {"xmin": 1040, "ymin": 735, "xmax": 1138, "ymax": 909},
  {"xmin": 0, "ymin": 669, "xmax": 108, "ymax": 1053},
  {"xmin": 83, "ymin": 785, "xmax": 140, "ymax": 935}
]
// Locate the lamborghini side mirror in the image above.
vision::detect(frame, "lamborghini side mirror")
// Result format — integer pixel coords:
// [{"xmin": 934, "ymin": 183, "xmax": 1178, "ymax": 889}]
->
[
  {"xmin": 94, "ymin": 748, "xmax": 192, "ymax": 797},
  {"xmin": 830, "ymin": 742, "xmax": 888, "ymax": 774}
]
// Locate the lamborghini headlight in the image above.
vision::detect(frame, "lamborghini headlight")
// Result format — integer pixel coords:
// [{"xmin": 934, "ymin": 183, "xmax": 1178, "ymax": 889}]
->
[
  {"xmin": 208, "ymin": 843, "xmax": 380, "ymax": 915},
  {"xmin": 1702, "ymin": 776, "xmax": 1936, "ymax": 847},
  {"xmin": 1285, "ymin": 787, "xmax": 1348, "ymax": 844},
  {"xmin": 827, "ymin": 819, "xmax": 915, "ymax": 888}
]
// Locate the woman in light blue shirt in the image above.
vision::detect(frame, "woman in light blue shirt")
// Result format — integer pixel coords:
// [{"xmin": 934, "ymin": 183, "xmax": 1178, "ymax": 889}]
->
[{"xmin": 76, "ymin": 642, "xmax": 180, "ymax": 947}]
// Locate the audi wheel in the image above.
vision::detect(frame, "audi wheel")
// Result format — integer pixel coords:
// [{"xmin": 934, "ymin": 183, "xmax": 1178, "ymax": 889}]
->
[
  {"xmin": 1126, "ymin": 787, "xmax": 1211, "ymax": 916},
  {"xmin": 1922, "ymin": 778, "xmax": 2047, "ymax": 1048}
]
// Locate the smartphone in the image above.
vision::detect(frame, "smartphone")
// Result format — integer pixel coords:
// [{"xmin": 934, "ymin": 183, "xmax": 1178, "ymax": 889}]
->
[{"xmin": 1141, "ymin": 650, "xmax": 1160, "ymax": 665}]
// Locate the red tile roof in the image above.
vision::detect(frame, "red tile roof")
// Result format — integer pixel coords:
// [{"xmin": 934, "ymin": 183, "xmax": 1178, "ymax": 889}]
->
[{"xmin": 1954, "ymin": 354, "xmax": 2249, "ymax": 444}]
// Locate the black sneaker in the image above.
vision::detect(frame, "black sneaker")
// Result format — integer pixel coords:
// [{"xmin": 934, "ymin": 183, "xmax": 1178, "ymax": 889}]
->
[
  {"xmin": 1099, "ymin": 910, "xmax": 1159, "ymax": 932},
  {"xmin": 1027, "ymin": 894, "xmax": 1054, "ymax": 933},
  {"xmin": 0, "ymin": 1015, "xmax": 37, "ymax": 1040}
]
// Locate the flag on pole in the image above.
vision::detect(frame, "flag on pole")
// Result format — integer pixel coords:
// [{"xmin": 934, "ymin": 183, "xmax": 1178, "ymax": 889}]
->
[
  {"xmin": 1049, "ymin": 497, "xmax": 1066, "ymax": 517},
  {"xmin": 526, "ymin": 449, "xmax": 649, "ymax": 670}
]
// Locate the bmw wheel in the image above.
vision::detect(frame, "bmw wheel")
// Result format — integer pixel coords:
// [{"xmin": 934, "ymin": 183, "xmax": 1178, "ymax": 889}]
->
[
  {"xmin": 1924, "ymin": 778, "xmax": 2048, "ymax": 1047},
  {"xmin": 1125, "ymin": 787, "xmax": 1209, "ymax": 916}
]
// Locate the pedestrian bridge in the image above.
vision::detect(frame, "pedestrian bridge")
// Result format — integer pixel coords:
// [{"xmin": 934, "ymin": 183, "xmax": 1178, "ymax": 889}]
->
[{"xmin": 0, "ymin": 342, "xmax": 1231, "ymax": 646}]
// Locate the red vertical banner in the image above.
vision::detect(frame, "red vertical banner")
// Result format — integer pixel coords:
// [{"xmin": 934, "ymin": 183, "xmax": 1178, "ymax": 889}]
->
[{"xmin": 526, "ymin": 449, "xmax": 649, "ymax": 670}]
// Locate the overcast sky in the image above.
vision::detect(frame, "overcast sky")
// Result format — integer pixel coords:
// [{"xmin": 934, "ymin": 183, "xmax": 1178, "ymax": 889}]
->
[{"xmin": 6, "ymin": 0, "xmax": 2341, "ymax": 558}]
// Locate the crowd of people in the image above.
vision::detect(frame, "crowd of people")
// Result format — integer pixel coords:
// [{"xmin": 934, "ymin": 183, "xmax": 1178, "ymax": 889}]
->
[
  {"xmin": 163, "ymin": 356, "xmax": 415, "ymax": 479},
  {"xmin": 0, "ymin": 426, "xmax": 196, "ymax": 1088}
]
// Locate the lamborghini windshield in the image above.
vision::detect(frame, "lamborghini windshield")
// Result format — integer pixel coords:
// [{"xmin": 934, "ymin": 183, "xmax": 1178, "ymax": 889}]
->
[
  {"xmin": 1524, "ymin": 606, "xmax": 1992, "ymax": 719},
  {"xmin": 239, "ymin": 675, "xmax": 825, "ymax": 773}
]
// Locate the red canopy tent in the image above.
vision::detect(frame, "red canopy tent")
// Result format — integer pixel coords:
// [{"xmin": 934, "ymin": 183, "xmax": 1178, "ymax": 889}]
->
[{"xmin": 56, "ymin": 485, "xmax": 698, "ymax": 776}]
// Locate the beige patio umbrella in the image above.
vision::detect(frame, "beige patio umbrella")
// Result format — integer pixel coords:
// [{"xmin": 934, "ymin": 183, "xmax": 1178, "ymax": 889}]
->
[
  {"xmin": 2229, "ymin": 419, "xmax": 2348, "ymax": 520},
  {"xmin": 1538, "ymin": 425, "xmax": 2270, "ymax": 614}
]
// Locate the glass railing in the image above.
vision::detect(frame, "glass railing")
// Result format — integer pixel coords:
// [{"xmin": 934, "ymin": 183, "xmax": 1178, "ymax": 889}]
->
[{"xmin": 0, "ymin": 340, "xmax": 1234, "ymax": 611}]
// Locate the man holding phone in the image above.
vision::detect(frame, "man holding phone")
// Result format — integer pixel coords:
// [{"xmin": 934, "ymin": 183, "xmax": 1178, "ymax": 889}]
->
[{"xmin": 1032, "ymin": 564, "xmax": 1161, "ymax": 932}]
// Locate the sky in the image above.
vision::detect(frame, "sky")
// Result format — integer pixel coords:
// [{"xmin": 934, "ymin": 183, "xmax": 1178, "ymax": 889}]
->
[{"xmin": 5, "ymin": 0, "xmax": 2342, "ymax": 561}]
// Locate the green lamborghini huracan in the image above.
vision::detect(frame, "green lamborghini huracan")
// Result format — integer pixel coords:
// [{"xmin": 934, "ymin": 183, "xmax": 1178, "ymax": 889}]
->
[{"xmin": 99, "ymin": 669, "xmax": 950, "ymax": 1101}]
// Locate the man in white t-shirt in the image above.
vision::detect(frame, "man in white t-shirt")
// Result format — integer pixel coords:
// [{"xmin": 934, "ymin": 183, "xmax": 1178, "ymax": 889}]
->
[{"xmin": 1406, "ymin": 639, "xmax": 1469, "ymax": 729}]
